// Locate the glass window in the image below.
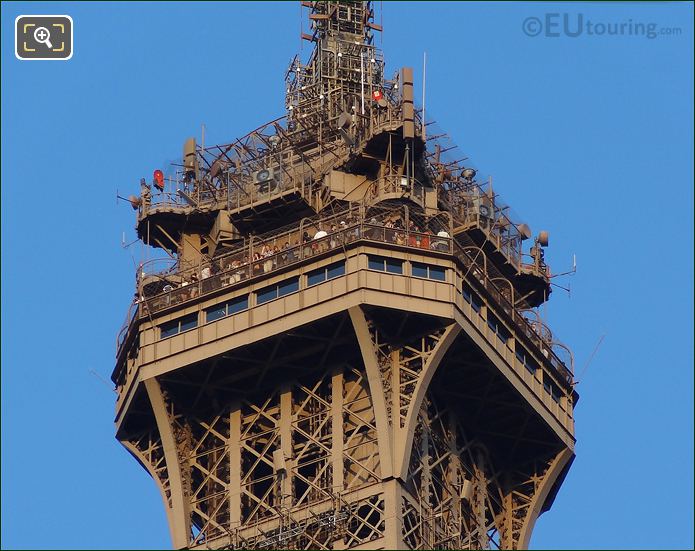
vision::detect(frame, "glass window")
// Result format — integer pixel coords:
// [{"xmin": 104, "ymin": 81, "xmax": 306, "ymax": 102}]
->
[
  {"xmin": 258, "ymin": 277, "xmax": 299, "ymax": 305},
  {"xmin": 543, "ymin": 379, "xmax": 562, "ymax": 403},
  {"xmin": 515, "ymin": 349, "xmax": 526, "ymax": 365},
  {"xmin": 463, "ymin": 284, "xmax": 483, "ymax": 313},
  {"xmin": 412, "ymin": 262, "xmax": 446, "ymax": 281},
  {"xmin": 368, "ymin": 255, "xmax": 384, "ymax": 271},
  {"xmin": 160, "ymin": 320, "xmax": 179, "ymax": 339},
  {"xmin": 326, "ymin": 261, "xmax": 345, "ymax": 279},
  {"xmin": 411, "ymin": 262, "xmax": 428, "ymax": 278},
  {"xmin": 160, "ymin": 313, "xmax": 198, "ymax": 339},
  {"xmin": 206, "ymin": 305, "xmax": 226, "ymax": 323},
  {"xmin": 278, "ymin": 277, "xmax": 299, "ymax": 297},
  {"xmin": 551, "ymin": 385, "xmax": 562, "ymax": 404},
  {"xmin": 180, "ymin": 313, "xmax": 198, "ymax": 332},
  {"xmin": 227, "ymin": 295, "xmax": 248, "ymax": 314},
  {"xmin": 257, "ymin": 286, "xmax": 278, "ymax": 305},
  {"xmin": 385, "ymin": 258, "xmax": 403, "ymax": 274},
  {"xmin": 307, "ymin": 268, "xmax": 326, "ymax": 287},
  {"xmin": 487, "ymin": 313, "xmax": 499, "ymax": 332},
  {"xmin": 429, "ymin": 266, "xmax": 446, "ymax": 281},
  {"xmin": 205, "ymin": 295, "xmax": 249, "ymax": 322},
  {"xmin": 307, "ymin": 261, "xmax": 346, "ymax": 287}
]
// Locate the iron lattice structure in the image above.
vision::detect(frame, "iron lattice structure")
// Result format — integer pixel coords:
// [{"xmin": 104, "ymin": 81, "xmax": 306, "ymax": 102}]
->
[{"xmin": 113, "ymin": 3, "xmax": 576, "ymax": 549}]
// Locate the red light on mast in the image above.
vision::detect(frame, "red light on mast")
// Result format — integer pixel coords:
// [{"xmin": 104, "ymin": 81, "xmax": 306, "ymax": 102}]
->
[{"xmin": 153, "ymin": 169, "xmax": 165, "ymax": 191}]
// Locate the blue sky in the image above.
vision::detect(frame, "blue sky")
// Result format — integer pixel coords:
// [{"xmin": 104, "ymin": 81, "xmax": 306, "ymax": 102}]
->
[{"xmin": 2, "ymin": 2, "xmax": 693, "ymax": 549}]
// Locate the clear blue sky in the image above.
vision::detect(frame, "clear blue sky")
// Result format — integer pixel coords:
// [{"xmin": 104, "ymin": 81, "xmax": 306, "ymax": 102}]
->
[{"xmin": 2, "ymin": 2, "xmax": 693, "ymax": 549}]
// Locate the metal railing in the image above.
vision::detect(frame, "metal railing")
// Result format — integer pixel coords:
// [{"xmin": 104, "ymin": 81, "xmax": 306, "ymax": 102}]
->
[
  {"xmin": 452, "ymin": 241, "xmax": 573, "ymax": 384},
  {"xmin": 139, "ymin": 208, "xmax": 454, "ymax": 316},
  {"xmin": 117, "ymin": 205, "xmax": 571, "ymax": 387}
]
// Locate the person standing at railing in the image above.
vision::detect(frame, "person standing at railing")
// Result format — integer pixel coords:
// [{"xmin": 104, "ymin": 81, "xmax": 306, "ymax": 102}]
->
[
  {"xmin": 313, "ymin": 227, "xmax": 328, "ymax": 254},
  {"xmin": 435, "ymin": 230, "xmax": 451, "ymax": 252},
  {"xmin": 252, "ymin": 253, "xmax": 263, "ymax": 276},
  {"xmin": 421, "ymin": 229, "xmax": 431, "ymax": 250},
  {"xmin": 329, "ymin": 224, "xmax": 340, "ymax": 248},
  {"xmin": 409, "ymin": 226, "xmax": 420, "ymax": 247},
  {"xmin": 384, "ymin": 220, "xmax": 396, "ymax": 243},
  {"xmin": 283, "ymin": 242, "xmax": 293, "ymax": 263}
]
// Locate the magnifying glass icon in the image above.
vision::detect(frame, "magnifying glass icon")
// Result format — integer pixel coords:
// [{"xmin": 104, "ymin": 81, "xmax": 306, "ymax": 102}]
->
[{"xmin": 33, "ymin": 26, "xmax": 53, "ymax": 49}]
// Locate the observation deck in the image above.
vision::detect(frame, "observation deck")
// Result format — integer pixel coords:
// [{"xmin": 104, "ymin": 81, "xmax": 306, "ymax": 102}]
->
[
  {"xmin": 113, "ymin": 3, "xmax": 575, "ymax": 548},
  {"xmin": 115, "ymin": 204, "xmax": 574, "ymax": 440}
]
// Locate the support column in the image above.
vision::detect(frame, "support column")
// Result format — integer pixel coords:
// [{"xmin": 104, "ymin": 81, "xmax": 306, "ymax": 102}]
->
[
  {"xmin": 383, "ymin": 478, "xmax": 405, "ymax": 550},
  {"xmin": 229, "ymin": 406, "xmax": 241, "ymax": 530},
  {"xmin": 280, "ymin": 385, "xmax": 293, "ymax": 510},
  {"xmin": 332, "ymin": 367, "xmax": 344, "ymax": 492},
  {"xmin": 145, "ymin": 378, "xmax": 190, "ymax": 549},
  {"xmin": 348, "ymin": 306, "xmax": 394, "ymax": 478}
]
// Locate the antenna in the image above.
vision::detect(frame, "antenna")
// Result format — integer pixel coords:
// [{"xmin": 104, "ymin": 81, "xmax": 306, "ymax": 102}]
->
[
  {"xmin": 575, "ymin": 334, "xmax": 606, "ymax": 385},
  {"xmin": 121, "ymin": 232, "xmax": 139, "ymax": 249},
  {"xmin": 422, "ymin": 51, "xmax": 427, "ymax": 141},
  {"xmin": 89, "ymin": 369, "xmax": 116, "ymax": 393}
]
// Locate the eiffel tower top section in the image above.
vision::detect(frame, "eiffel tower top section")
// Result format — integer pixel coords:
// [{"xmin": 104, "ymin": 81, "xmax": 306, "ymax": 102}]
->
[{"xmin": 285, "ymin": 1, "xmax": 385, "ymax": 136}]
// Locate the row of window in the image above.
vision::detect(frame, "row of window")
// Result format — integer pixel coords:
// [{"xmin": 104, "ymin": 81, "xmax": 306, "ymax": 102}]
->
[
  {"xmin": 159, "ymin": 261, "xmax": 347, "ymax": 338},
  {"xmin": 487, "ymin": 312, "xmax": 512, "ymax": 344},
  {"xmin": 160, "ymin": 313, "xmax": 199, "ymax": 339},
  {"xmin": 161, "ymin": 258, "xmax": 448, "ymax": 339},
  {"xmin": 464, "ymin": 284, "xmax": 563, "ymax": 404},
  {"xmin": 367, "ymin": 255, "xmax": 447, "ymax": 281}
]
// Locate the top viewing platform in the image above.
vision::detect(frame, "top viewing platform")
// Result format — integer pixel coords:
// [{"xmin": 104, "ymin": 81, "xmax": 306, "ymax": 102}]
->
[{"xmin": 118, "ymin": 0, "xmax": 568, "ymax": 391}]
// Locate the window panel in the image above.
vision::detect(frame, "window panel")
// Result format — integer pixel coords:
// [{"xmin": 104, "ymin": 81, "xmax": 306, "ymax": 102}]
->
[
  {"xmin": 429, "ymin": 266, "xmax": 446, "ymax": 281},
  {"xmin": 411, "ymin": 262, "xmax": 428, "ymax": 278},
  {"xmin": 385, "ymin": 258, "xmax": 403, "ymax": 274},
  {"xmin": 160, "ymin": 321, "xmax": 179, "ymax": 339},
  {"xmin": 180, "ymin": 313, "xmax": 198, "ymax": 332},
  {"xmin": 257, "ymin": 286, "xmax": 278, "ymax": 305},
  {"xmin": 278, "ymin": 277, "xmax": 299, "ymax": 296},
  {"xmin": 206, "ymin": 305, "xmax": 226, "ymax": 323},
  {"xmin": 368, "ymin": 255, "xmax": 384, "ymax": 271},
  {"xmin": 160, "ymin": 313, "xmax": 198, "ymax": 339},
  {"xmin": 326, "ymin": 261, "xmax": 345, "ymax": 279},
  {"xmin": 307, "ymin": 268, "xmax": 326, "ymax": 287},
  {"xmin": 227, "ymin": 295, "xmax": 249, "ymax": 314}
]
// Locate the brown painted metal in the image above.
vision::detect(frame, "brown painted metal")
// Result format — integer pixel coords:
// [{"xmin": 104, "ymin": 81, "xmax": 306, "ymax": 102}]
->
[{"xmin": 113, "ymin": 2, "xmax": 575, "ymax": 549}]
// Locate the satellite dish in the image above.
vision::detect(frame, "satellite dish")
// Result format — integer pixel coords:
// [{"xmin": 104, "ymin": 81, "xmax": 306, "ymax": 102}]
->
[
  {"xmin": 462, "ymin": 168, "xmax": 476, "ymax": 180},
  {"xmin": 128, "ymin": 195, "xmax": 141, "ymax": 210},
  {"xmin": 518, "ymin": 223, "xmax": 532, "ymax": 240},
  {"xmin": 538, "ymin": 230, "xmax": 549, "ymax": 247},
  {"xmin": 338, "ymin": 111, "xmax": 351, "ymax": 129}
]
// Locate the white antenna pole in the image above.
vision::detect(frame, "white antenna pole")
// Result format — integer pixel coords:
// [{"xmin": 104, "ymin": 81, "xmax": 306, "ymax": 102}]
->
[
  {"xmin": 422, "ymin": 51, "xmax": 427, "ymax": 141},
  {"xmin": 360, "ymin": 52, "xmax": 365, "ymax": 115}
]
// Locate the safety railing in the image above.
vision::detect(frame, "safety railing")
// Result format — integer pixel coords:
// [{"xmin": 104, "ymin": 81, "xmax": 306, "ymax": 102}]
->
[
  {"xmin": 139, "ymin": 214, "xmax": 454, "ymax": 317},
  {"xmin": 118, "ymin": 207, "xmax": 569, "ymax": 384},
  {"xmin": 452, "ymin": 241, "xmax": 573, "ymax": 385},
  {"xmin": 116, "ymin": 301, "xmax": 139, "ymax": 355}
]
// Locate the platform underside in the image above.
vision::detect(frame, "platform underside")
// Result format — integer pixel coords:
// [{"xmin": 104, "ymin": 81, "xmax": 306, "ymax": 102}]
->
[{"xmin": 119, "ymin": 307, "xmax": 572, "ymax": 549}]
